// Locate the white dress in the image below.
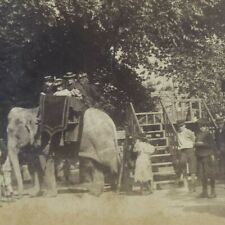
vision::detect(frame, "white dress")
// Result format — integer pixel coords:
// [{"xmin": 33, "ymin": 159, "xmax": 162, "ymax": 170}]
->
[{"xmin": 134, "ymin": 140, "xmax": 155, "ymax": 182}]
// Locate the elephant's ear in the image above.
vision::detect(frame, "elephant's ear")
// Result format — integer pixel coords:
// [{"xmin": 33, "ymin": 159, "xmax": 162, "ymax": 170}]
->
[{"xmin": 13, "ymin": 123, "xmax": 32, "ymax": 147}]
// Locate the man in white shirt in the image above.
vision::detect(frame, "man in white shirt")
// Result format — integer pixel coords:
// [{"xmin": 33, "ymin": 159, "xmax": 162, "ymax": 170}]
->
[{"xmin": 177, "ymin": 120, "xmax": 197, "ymax": 192}]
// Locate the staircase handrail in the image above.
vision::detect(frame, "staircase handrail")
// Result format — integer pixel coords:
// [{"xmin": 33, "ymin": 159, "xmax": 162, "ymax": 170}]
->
[
  {"xmin": 129, "ymin": 102, "xmax": 143, "ymax": 134},
  {"xmin": 159, "ymin": 98, "xmax": 178, "ymax": 137},
  {"xmin": 202, "ymin": 100, "xmax": 218, "ymax": 129}
]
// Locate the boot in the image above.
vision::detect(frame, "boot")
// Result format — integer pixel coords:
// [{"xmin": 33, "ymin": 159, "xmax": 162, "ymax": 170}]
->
[
  {"xmin": 208, "ymin": 189, "xmax": 216, "ymax": 198},
  {"xmin": 198, "ymin": 177, "xmax": 208, "ymax": 198},
  {"xmin": 208, "ymin": 179, "xmax": 216, "ymax": 198},
  {"xmin": 146, "ymin": 181, "xmax": 153, "ymax": 194},
  {"xmin": 198, "ymin": 190, "xmax": 208, "ymax": 198},
  {"xmin": 190, "ymin": 174, "xmax": 197, "ymax": 193},
  {"xmin": 198, "ymin": 184, "xmax": 208, "ymax": 198}
]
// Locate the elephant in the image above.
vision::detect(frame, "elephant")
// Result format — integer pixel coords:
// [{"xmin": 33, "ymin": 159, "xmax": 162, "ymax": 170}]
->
[{"xmin": 7, "ymin": 106, "xmax": 120, "ymax": 196}]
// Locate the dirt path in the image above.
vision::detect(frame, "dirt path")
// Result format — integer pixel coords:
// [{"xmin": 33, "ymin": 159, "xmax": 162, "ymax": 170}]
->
[{"xmin": 1, "ymin": 183, "xmax": 225, "ymax": 225}]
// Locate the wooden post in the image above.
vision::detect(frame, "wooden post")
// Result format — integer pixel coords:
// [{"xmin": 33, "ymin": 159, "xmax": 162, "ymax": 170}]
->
[
  {"xmin": 199, "ymin": 100, "xmax": 202, "ymax": 119},
  {"xmin": 189, "ymin": 101, "xmax": 193, "ymax": 121}
]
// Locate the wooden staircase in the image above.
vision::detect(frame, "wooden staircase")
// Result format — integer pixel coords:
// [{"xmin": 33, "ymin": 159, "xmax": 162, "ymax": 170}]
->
[{"xmin": 136, "ymin": 111, "xmax": 177, "ymax": 188}]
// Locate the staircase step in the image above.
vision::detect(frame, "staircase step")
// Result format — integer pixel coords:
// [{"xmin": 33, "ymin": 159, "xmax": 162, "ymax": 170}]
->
[
  {"xmin": 154, "ymin": 147, "xmax": 169, "ymax": 154},
  {"xmin": 149, "ymin": 137, "xmax": 167, "ymax": 141},
  {"xmin": 145, "ymin": 131, "xmax": 165, "ymax": 138},
  {"xmin": 154, "ymin": 180, "xmax": 176, "ymax": 185},
  {"xmin": 141, "ymin": 124, "xmax": 162, "ymax": 132},
  {"xmin": 141, "ymin": 123, "xmax": 162, "ymax": 126},
  {"xmin": 146, "ymin": 130, "xmax": 165, "ymax": 134},
  {"xmin": 150, "ymin": 138, "xmax": 168, "ymax": 147},
  {"xmin": 151, "ymin": 153, "xmax": 171, "ymax": 157},
  {"xmin": 152, "ymin": 162, "xmax": 173, "ymax": 166},
  {"xmin": 153, "ymin": 171, "xmax": 176, "ymax": 175},
  {"xmin": 155, "ymin": 146, "xmax": 168, "ymax": 150}
]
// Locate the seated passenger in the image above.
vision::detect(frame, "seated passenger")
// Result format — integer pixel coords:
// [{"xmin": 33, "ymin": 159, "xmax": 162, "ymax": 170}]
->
[
  {"xmin": 53, "ymin": 78, "xmax": 71, "ymax": 96},
  {"xmin": 63, "ymin": 73, "xmax": 83, "ymax": 99},
  {"xmin": 77, "ymin": 73, "xmax": 99, "ymax": 107},
  {"xmin": 41, "ymin": 75, "xmax": 55, "ymax": 95}
]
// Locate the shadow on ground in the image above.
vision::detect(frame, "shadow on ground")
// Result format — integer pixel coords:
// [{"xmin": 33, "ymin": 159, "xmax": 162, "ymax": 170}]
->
[
  {"xmin": 183, "ymin": 205, "xmax": 225, "ymax": 218},
  {"xmin": 164, "ymin": 182, "xmax": 225, "ymax": 218}
]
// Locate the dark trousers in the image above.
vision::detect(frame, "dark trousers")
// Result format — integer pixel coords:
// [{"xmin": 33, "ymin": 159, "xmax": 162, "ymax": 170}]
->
[{"xmin": 197, "ymin": 155, "xmax": 216, "ymax": 192}]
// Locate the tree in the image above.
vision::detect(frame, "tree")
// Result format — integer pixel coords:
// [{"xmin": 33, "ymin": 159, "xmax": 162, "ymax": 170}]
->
[{"xmin": 0, "ymin": 0, "xmax": 224, "ymax": 133}]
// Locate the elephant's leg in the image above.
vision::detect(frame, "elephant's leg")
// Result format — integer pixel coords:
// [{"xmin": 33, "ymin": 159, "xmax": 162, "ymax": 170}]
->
[
  {"xmin": 8, "ymin": 150, "xmax": 23, "ymax": 197},
  {"xmin": 28, "ymin": 153, "xmax": 42, "ymax": 196},
  {"xmin": 39, "ymin": 155, "xmax": 57, "ymax": 197},
  {"xmin": 109, "ymin": 172, "xmax": 118, "ymax": 192},
  {"xmin": 79, "ymin": 158, "xmax": 93, "ymax": 184},
  {"xmin": 88, "ymin": 161, "xmax": 105, "ymax": 196}
]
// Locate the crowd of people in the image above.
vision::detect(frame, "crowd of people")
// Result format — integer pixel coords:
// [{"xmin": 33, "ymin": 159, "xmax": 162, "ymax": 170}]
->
[
  {"xmin": 41, "ymin": 72, "xmax": 99, "ymax": 107},
  {"xmin": 0, "ymin": 72, "xmax": 102, "ymax": 205},
  {"xmin": 131, "ymin": 116, "xmax": 225, "ymax": 198},
  {"xmin": 175, "ymin": 117, "xmax": 225, "ymax": 198},
  {"xmin": 1, "ymin": 73, "xmax": 225, "ymax": 201}
]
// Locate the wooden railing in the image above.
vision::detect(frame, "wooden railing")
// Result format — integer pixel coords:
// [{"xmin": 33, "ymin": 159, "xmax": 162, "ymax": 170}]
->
[
  {"xmin": 136, "ymin": 111, "xmax": 163, "ymax": 125},
  {"xmin": 159, "ymin": 99, "xmax": 179, "ymax": 161},
  {"xmin": 202, "ymin": 100, "xmax": 218, "ymax": 130},
  {"xmin": 159, "ymin": 98, "xmax": 202, "ymax": 123},
  {"xmin": 117, "ymin": 102, "xmax": 143, "ymax": 192},
  {"xmin": 125, "ymin": 102, "xmax": 143, "ymax": 137}
]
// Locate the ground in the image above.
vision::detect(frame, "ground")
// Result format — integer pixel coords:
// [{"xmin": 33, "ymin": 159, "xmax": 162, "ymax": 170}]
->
[{"xmin": 1, "ymin": 181, "xmax": 225, "ymax": 225}]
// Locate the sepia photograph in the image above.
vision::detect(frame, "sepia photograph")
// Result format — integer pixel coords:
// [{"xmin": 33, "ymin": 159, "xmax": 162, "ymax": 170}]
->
[{"xmin": 0, "ymin": 0, "xmax": 225, "ymax": 224}]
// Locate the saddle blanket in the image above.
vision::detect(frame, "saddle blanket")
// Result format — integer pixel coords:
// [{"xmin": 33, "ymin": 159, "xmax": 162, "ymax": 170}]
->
[{"xmin": 40, "ymin": 95, "xmax": 70, "ymax": 136}]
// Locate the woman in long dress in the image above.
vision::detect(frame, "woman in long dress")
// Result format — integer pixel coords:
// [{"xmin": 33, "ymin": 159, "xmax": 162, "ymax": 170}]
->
[{"xmin": 133, "ymin": 134, "xmax": 155, "ymax": 194}]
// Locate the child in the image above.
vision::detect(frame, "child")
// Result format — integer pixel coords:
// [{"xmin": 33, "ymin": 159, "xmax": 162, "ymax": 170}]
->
[
  {"xmin": 133, "ymin": 133, "xmax": 155, "ymax": 194},
  {"xmin": 176, "ymin": 119, "xmax": 197, "ymax": 192},
  {"xmin": 195, "ymin": 118, "xmax": 217, "ymax": 198}
]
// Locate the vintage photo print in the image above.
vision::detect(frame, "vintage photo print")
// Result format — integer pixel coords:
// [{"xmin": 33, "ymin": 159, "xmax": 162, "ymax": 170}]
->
[{"xmin": 0, "ymin": 1, "xmax": 225, "ymax": 225}]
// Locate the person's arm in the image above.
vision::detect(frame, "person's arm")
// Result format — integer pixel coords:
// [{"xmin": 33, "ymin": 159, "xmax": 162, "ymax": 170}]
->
[
  {"xmin": 196, "ymin": 133, "xmax": 213, "ymax": 148},
  {"xmin": 214, "ymin": 130, "xmax": 220, "ymax": 151},
  {"xmin": 146, "ymin": 143, "xmax": 155, "ymax": 154},
  {"xmin": 195, "ymin": 133, "xmax": 205, "ymax": 146},
  {"xmin": 187, "ymin": 129, "xmax": 195, "ymax": 142}
]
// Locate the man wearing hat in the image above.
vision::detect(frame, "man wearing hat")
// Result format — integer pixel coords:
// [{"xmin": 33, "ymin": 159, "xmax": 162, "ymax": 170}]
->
[
  {"xmin": 63, "ymin": 73, "xmax": 83, "ymax": 99},
  {"xmin": 53, "ymin": 78, "xmax": 70, "ymax": 96},
  {"xmin": 215, "ymin": 117, "xmax": 225, "ymax": 177},
  {"xmin": 77, "ymin": 73, "xmax": 99, "ymax": 107},
  {"xmin": 195, "ymin": 118, "xmax": 217, "ymax": 198},
  {"xmin": 41, "ymin": 75, "xmax": 55, "ymax": 95},
  {"xmin": 63, "ymin": 72, "xmax": 76, "ymax": 89},
  {"xmin": 176, "ymin": 119, "xmax": 197, "ymax": 192}
]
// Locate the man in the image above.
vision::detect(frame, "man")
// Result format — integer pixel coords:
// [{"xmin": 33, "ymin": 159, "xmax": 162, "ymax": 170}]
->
[
  {"xmin": 214, "ymin": 117, "xmax": 225, "ymax": 176},
  {"xmin": 195, "ymin": 118, "xmax": 217, "ymax": 198},
  {"xmin": 63, "ymin": 73, "xmax": 83, "ymax": 99},
  {"xmin": 53, "ymin": 78, "xmax": 69, "ymax": 96},
  {"xmin": 41, "ymin": 75, "xmax": 55, "ymax": 95},
  {"xmin": 177, "ymin": 119, "xmax": 197, "ymax": 192},
  {"xmin": 78, "ymin": 73, "xmax": 99, "ymax": 107}
]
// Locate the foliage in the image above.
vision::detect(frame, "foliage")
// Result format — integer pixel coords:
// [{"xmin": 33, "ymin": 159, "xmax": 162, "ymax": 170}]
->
[{"xmin": 0, "ymin": 0, "xmax": 225, "ymax": 133}]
